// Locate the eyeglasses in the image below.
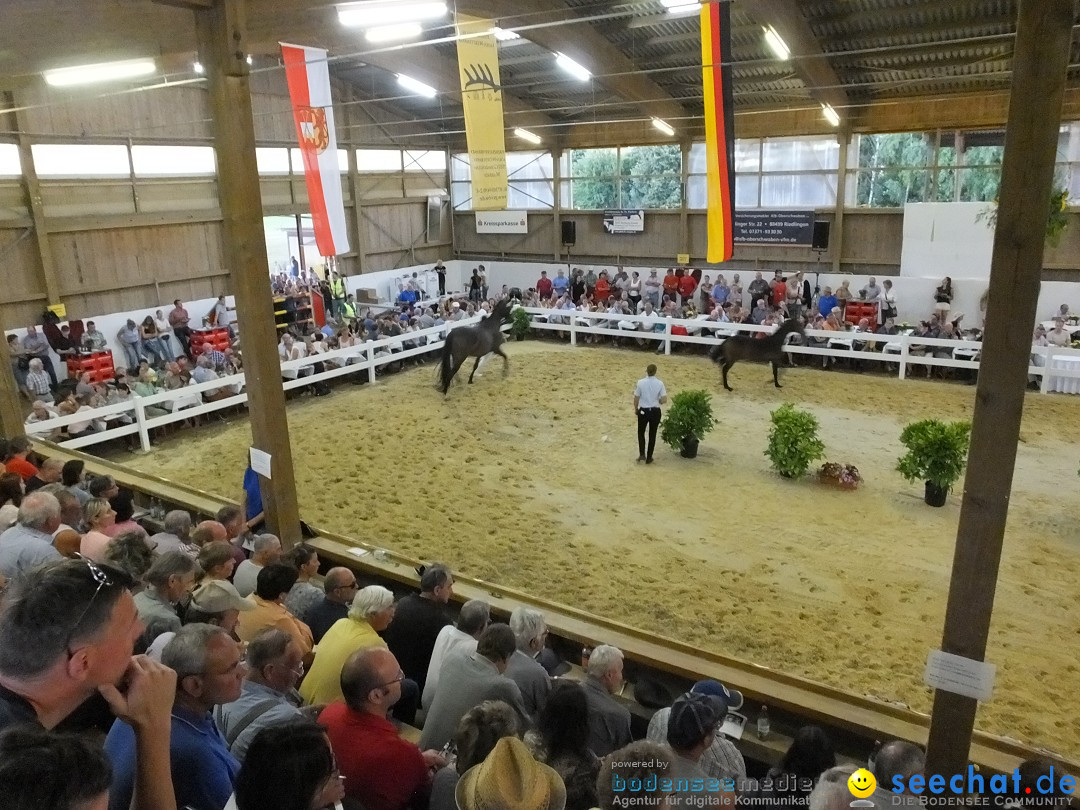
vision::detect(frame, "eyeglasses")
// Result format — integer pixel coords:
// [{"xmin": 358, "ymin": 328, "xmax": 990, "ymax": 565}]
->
[
  {"xmin": 65, "ymin": 559, "xmax": 112, "ymax": 658},
  {"xmin": 375, "ymin": 668, "xmax": 405, "ymax": 689},
  {"xmin": 336, "ymin": 581, "xmax": 359, "ymax": 591}
]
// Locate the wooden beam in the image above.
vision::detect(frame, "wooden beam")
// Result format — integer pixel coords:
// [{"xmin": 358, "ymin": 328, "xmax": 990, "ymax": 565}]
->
[
  {"xmin": 194, "ymin": 0, "xmax": 302, "ymax": 547},
  {"xmin": 924, "ymin": 0, "xmax": 1076, "ymax": 776},
  {"xmin": 152, "ymin": 0, "xmax": 213, "ymax": 8},
  {"xmin": 0, "ymin": 303, "xmax": 25, "ymax": 436}
]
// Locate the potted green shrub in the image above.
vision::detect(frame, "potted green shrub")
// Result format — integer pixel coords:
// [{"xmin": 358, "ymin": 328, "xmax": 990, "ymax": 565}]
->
[
  {"xmin": 660, "ymin": 389, "xmax": 718, "ymax": 458},
  {"xmin": 896, "ymin": 419, "xmax": 971, "ymax": 506},
  {"xmin": 765, "ymin": 403, "xmax": 825, "ymax": 479},
  {"xmin": 509, "ymin": 306, "xmax": 531, "ymax": 341}
]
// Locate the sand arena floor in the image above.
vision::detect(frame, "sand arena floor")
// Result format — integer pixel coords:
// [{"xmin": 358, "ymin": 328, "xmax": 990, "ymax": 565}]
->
[{"xmin": 120, "ymin": 342, "xmax": 1080, "ymax": 759}]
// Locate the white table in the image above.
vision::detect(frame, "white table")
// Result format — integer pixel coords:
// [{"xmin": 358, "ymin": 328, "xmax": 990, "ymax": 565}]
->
[{"xmin": 1048, "ymin": 355, "xmax": 1080, "ymax": 394}]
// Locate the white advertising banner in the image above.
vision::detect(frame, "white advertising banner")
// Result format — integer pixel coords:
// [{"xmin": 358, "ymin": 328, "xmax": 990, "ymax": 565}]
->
[{"xmin": 476, "ymin": 211, "xmax": 528, "ymax": 234}]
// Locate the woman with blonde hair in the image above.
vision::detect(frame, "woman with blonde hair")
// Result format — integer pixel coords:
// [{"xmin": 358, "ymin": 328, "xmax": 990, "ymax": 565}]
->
[{"xmin": 80, "ymin": 497, "xmax": 116, "ymax": 562}]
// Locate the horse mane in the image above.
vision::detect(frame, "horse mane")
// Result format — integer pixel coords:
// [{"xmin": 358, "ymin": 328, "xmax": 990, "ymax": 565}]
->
[
  {"xmin": 777, "ymin": 318, "xmax": 805, "ymax": 337},
  {"xmin": 490, "ymin": 299, "xmax": 514, "ymax": 323}
]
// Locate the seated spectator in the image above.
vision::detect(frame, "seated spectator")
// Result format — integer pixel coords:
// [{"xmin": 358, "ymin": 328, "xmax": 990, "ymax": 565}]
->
[
  {"xmin": 24, "ymin": 456, "xmax": 62, "ymax": 494},
  {"xmin": 817, "ymin": 287, "xmax": 838, "ymax": 318},
  {"xmin": 423, "ymin": 599, "xmax": 491, "ymax": 709},
  {"xmin": 88, "ymin": 474, "xmax": 120, "ymax": 500},
  {"xmin": 3, "ymin": 436, "xmax": 38, "ymax": 481},
  {"xmin": 665, "ymin": 692, "xmax": 730, "ymax": 808},
  {"xmin": 106, "ymin": 624, "xmax": 244, "ymax": 810},
  {"xmin": 430, "ymin": 700, "xmax": 520, "ymax": 810},
  {"xmin": 150, "ymin": 510, "xmax": 197, "ymax": 557},
  {"xmin": 283, "ymin": 543, "xmax": 323, "ymax": 623},
  {"xmin": 233, "ymin": 533, "xmax": 282, "ymax": 598},
  {"xmin": 455, "ymin": 736, "xmax": 565, "ymax": 810},
  {"xmin": 582, "ymin": 645, "xmax": 631, "ymax": 758},
  {"xmin": 229, "ymin": 722, "xmax": 346, "ymax": 810},
  {"xmin": 646, "ymin": 680, "xmax": 746, "ymax": 782},
  {"xmin": 234, "ymin": 563, "xmax": 314, "ymax": 664},
  {"xmin": 106, "ymin": 489, "xmax": 145, "ymax": 539},
  {"xmin": 420, "ymin": 624, "xmax": 529, "ymax": 751},
  {"xmin": 24, "ymin": 400, "xmax": 59, "ymax": 440},
  {"xmin": 752, "ymin": 725, "xmax": 836, "ymax": 809},
  {"xmin": 506, "ymin": 607, "xmax": 551, "ymax": 720},
  {"xmin": 525, "ymin": 680, "xmax": 599, "ymax": 810},
  {"xmin": 595, "ymin": 740, "xmax": 674, "ymax": 810},
  {"xmin": 103, "ymin": 531, "xmax": 156, "ymax": 585},
  {"xmin": 134, "ymin": 551, "xmax": 200, "ymax": 652},
  {"xmin": 214, "ymin": 628, "xmax": 307, "ymax": 763},
  {"xmin": 0, "ymin": 725, "xmax": 112, "ymax": 810},
  {"xmin": 82, "ymin": 320, "xmax": 107, "ymax": 352},
  {"xmin": 0, "ymin": 473, "xmax": 21, "ymax": 534},
  {"xmin": 1048, "ymin": 317, "xmax": 1072, "ymax": 347},
  {"xmin": 382, "ymin": 563, "xmax": 454, "ymax": 697},
  {"xmin": 320, "ymin": 647, "xmax": 447, "ymax": 810},
  {"xmin": 305, "ymin": 566, "xmax": 359, "ymax": 644},
  {"xmin": 870, "ymin": 740, "xmax": 925, "ymax": 806},
  {"xmin": 0, "ymin": 491, "xmax": 62, "ymax": 577},
  {"xmin": 198, "ymin": 539, "xmax": 239, "ymax": 582},
  {"xmin": 187, "ymin": 578, "xmax": 254, "ymax": 636},
  {"xmin": 61, "ymin": 459, "xmax": 91, "ymax": 506},
  {"xmin": 38, "ymin": 484, "xmax": 82, "ymax": 558},
  {"xmin": 809, "ymin": 765, "xmax": 868, "ymax": 810}
]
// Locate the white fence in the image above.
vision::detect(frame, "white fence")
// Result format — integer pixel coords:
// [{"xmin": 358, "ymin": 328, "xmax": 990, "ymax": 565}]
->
[{"xmin": 26, "ymin": 309, "xmax": 1080, "ymax": 454}]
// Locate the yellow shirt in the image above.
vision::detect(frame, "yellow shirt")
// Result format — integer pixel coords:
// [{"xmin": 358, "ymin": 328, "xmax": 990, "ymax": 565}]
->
[
  {"xmin": 236, "ymin": 596, "xmax": 314, "ymax": 657},
  {"xmin": 299, "ymin": 617, "xmax": 387, "ymax": 706}
]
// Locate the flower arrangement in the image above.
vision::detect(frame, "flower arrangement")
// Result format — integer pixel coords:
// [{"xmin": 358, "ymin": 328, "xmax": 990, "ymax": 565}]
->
[
  {"xmin": 818, "ymin": 462, "xmax": 861, "ymax": 490},
  {"xmin": 977, "ymin": 186, "xmax": 1070, "ymax": 247}
]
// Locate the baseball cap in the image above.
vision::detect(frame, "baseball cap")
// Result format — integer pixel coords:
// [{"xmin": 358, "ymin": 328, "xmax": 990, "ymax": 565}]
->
[
  {"xmin": 190, "ymin": 579, "xmax": 256, "ymax": 613},
  {"xmin": 691, "ymin": 679, "xmax": 744, "ymax": 712},
  {"xmin": 667, "ymin": 692, "xmax": 724, "ymax": 750}
]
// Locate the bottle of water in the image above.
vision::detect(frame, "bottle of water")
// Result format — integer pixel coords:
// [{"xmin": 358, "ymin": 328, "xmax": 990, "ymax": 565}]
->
[{"xmin": 757, "ymin": 706, "xmax": 770, "ymax": 740}]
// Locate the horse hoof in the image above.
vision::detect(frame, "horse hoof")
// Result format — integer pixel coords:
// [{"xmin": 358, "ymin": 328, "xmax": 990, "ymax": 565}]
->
[{"xmin": 724, "ymin": 386, "xmax": 733, "ymax": 392}]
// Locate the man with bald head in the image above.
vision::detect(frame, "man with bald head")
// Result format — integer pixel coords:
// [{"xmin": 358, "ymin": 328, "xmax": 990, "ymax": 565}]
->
[
  {"xmin": 320, "ymin": 647, "xmax": 445, "ymax": 810},
  {"xmin": 24, "ymin": 457, "xmax": 63, "ymax": 494},
  {"xmin": 305, "ymin": 567, "xmax": 360, "ymax": 644}
]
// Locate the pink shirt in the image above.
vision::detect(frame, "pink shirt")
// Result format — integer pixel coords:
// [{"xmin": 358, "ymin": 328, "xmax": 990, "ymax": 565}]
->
[
  {"xmin": 105, "ymin": 519, "xmax": 146, "ymax": 538},
  {"xmin": 80, "ymin": 530, "xmax": 113, "ymax": 562}
]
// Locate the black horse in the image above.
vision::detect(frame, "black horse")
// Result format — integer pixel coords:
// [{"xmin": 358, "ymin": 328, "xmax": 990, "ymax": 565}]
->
[
  {"xmin": 438, "ymin": 299, "xmax": 515, "ymax": 395},
  {"xmin": 710, "ymin": 319, "xmax": 805, "ymax": 391}
]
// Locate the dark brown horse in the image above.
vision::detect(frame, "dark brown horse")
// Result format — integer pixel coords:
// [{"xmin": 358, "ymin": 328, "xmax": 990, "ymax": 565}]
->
[
  {"xmin": 438, "ymin": 299, "xmax": 514, "ymax": 395},
  {"xmin": 710, "ymin": 319, "xmax": 805, "ymax": 391}
]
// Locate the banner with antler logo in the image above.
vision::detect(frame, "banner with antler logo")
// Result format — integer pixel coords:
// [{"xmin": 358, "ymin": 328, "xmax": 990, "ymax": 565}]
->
[
  {"xmin": 455, "ymin": 16, "xmax": 508, "ymax": 210},
  {"xmin": 280, "ymin": 43, "xmax": 350, "ymax": 256}
]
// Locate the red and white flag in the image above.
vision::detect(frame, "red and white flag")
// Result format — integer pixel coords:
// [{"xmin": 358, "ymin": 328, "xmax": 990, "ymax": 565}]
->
[{"xmin": 281, "ymin": 43, "xmax": 350, "ymax": 257}]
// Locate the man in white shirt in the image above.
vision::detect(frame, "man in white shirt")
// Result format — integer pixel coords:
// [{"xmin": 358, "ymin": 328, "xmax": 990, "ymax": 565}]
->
[
  {"xmin": 633, "ymin": 364, "xmax": 668, "ymax": 464},
  {"xmin": 421, "ymin": 599, "xmax": 490, "ymax": 709}
]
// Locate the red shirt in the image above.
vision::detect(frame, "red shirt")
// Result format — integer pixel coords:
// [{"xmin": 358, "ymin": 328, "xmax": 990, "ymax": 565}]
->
[
  {"xmin": 320, "ymin": 703, "xmax": 429, "ymax": 810},
  {"xmin": 662, "ymin": 275, "xmax": 679, "ymax": 295},
  {"xmin": 537, "ymin": 277, "xmax": 553, "ymax": 298},
  {"xmin": 678, "ymin": 275, "xmax": 697, "ymax": 298},
  {"xmin": 5, "ymin": 457, "xmax": 38, "ymax": 481},
  {"xmin": 594, "ymin": 279, "xmax": 610, "ymax": 302},
  {"xmin": 772, "ymin": 280, "xmax": 786, "ymax": 307}
]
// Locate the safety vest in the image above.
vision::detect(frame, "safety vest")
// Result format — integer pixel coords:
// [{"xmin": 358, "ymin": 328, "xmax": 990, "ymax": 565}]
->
[
  {"xmin": 331, "ymin": 277, "xmax": 346, "ymax": 298},
  {"xmin": 341, "ymin": 301, "xmax": 356, "ymax": 319}
]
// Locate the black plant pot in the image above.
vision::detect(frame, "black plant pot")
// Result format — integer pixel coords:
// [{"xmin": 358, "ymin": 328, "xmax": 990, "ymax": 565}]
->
[
  {"xmin": 515, "ymin": 334, "xmax": 525, "ymax": 341},
  {"xmin": 680, "ymin": 437, "xmax": 699, "ymax": 458},
  {"xmin": 924, "ymin": 481, "xmax": 948, "ymax": 507}
]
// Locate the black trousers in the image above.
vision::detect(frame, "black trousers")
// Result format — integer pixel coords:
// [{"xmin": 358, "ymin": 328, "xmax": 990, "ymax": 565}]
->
[{"xmin": 637, "ymin": 407, "xmax": 661, "ymax": 460}]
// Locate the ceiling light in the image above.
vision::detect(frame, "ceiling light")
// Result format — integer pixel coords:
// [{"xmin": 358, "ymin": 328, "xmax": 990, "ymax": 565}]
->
[
  {"xmin": 365, "ymin": 22, "xmax": 423, "ymax": 42},
  {"xmin": 555, "ymin": 52, "xmax": 591, "ymax": 81},
  {"xmin": 822, "ymin": 104, "xmax": 840, "ymax": 127},
  {"xmin": 193, "ymin": 61, "xmax": 204, "ymax": 75},
  {"xmin": 491, "ymin": 27, "xmax": 520, "ymax": 41},
  {"xmin": 43, "ymin": 58, "xmax": 156, "ymax": 87},
  {"xmin": 514, "ymin": 128, "xmax": 542, "ymax": 145},
  {"xmin": 652, "ymin": 118, "xmax": 675, "ymax": 137},
  {"xmin": 246, "ymin": 55, "xmax": 254, "ymax": 65},
  {"xmin": 661, "ymin": 0, "xmax": 701, "ymax": 15},
  {"xmin": 338, "ymin": 1, "xmax": 447, "ymax": 27},
  {"xmin": 763, "ymin": 25, "xmax": 790, "ymax": 61},
  {"xmin": 397, "ymin": 73, "xmax": 437, "ymax": 98}
]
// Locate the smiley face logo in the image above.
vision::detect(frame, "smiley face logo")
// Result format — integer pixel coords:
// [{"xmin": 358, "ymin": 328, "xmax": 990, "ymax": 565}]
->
[{"xmin": 848, "ymin": 768, "xmax": 877, "ymax": 799}]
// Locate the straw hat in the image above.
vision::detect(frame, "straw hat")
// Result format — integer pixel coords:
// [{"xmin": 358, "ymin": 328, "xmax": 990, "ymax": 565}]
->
[{"xmin": 455, "ymin": 737, "xmax": 566, "ymax": 810}]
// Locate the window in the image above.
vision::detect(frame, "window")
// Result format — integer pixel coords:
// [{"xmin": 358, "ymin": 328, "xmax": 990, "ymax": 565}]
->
[
  {"xmin": 32, "ymin": 144, "xmax": 130, "ymax": 177},
  {"xmin": 0, "ymin": 143, "xmax": 20, "ymax": 177},
  {"xmin": 131, "ymin": 145, "xmax": 216, "ymax": 176},
  {"xmin": 560, "ymin": 145, "xmax": 681, "ymax": 210},
  {"xmin": 290, "ymin": 148, "xmax": 348, "ymax": 173},
  {"xmin": 1057, "ymin": 122, "xmax": 1080, "ymax": 204},
  {"xmin": 257, "ymin": 147, "xmax": 291, "ymax": 174},
  {"xmin": 451, "ymin": 151, "xmax": 554, "ymax": 210},
  {"xmin": 357, "ymin": 149, "xmax": 402, "ymax": 172},
  {"xmin": 404, "ymin": 150, "xmax": 446, "ymax": 172}
]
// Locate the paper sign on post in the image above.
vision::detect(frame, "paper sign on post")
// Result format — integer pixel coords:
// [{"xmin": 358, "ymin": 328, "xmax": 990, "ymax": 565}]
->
[
  {"xmin": 676, "ymin": 253, "xmax": 690, "ymax": 265},
  {"xmin": 924, "ymin": 650, "xmax": 996, "ymax": 701},
  {"xmin": 249, "ymin": 448, "xmax": 272, "ymax": 480}
]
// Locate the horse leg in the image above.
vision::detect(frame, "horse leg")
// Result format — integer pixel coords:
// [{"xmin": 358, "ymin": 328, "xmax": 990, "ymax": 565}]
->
[
  {"xmin": 467, "ymin": 355, "xmax": 483, "ymax": 384},
  {"xmin": 493, "ymin": 346, "xmax": 510, "ymax": 377},
  {"xmin": 772, "ymin": 360, "xmax": 783, "ymax": 388},
  {"xmin": 722, "ymin": 360, "xmax": 735, "ymax": 392}
]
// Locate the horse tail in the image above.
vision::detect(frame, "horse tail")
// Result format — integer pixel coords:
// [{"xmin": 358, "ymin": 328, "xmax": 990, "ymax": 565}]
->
[{"xmin": 438, "ymin": 335, "xmax": 455, "ymax": 394}]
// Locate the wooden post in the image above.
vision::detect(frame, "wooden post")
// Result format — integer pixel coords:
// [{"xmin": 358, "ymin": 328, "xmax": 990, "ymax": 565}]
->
[
  {"xmin": 924, "ymin": 0, "xmax": 1076, "ymax": 776},
  {"xmin": 0, "ymin": 308, "xmax": 25, "ymax": 437},
  {"xmin": 12, "ymin": 92, "xmax": 62, "ymax": 306},
  {"xmin": 194, "ymin": 0, "xmax": 302, "ymax": 546}
]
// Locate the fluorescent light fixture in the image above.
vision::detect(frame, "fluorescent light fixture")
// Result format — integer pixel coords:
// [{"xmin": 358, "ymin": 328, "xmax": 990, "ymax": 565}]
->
[
  {"xmin": 661, "ymin": 0, "xmax": 701, "ymax": 15},
  {"xmin": 514, "ymin": 128, "xmax": 542, "ymax": 145},
  {"xmin": 397, "ymin": 73, "xmax": 437, "ymax": 98},
  {"xmin": 43, "ymin": 58, "xmax": 156, "ymax": 87},
  {"xmin": 652, "ymin": 118, "xmax": 675, "ymax": 137},
  {"xmin": 365, "ymin": 22, "xmax": 423, "ymax": 42},
  {"xmin": 763, "ymin": 25, "xmax": 790, "ymax": 61},
  {"xmin": 555, "ymin": 52, "xmax": 591, "ymax": 81},
  {"xmin": 246, "ymin": 55, "xmax": 254, "ymax": 65},
  {"xmin": 491, "ymin": 26, "xmax": 520, "ymax": 41},
  {"xmin": 193, "ymin": 61, "xmax": 204, "ymax": 75},
  {"xmin": 822, "ymin": 103, "xmax": 840, "ymax": 127},
  {"xmin": 338, "ymin": 1, "xmax": 447, "ymax": 27}
]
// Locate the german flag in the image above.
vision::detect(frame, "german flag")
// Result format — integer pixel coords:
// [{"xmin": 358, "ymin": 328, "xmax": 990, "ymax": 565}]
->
[{"xmin": 700, "ymin": 1, "xmax": 735, "ymax": 263}]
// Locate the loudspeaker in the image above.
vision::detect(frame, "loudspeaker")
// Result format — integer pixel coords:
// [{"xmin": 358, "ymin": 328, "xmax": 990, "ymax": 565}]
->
[
  {"xmin": 561, "ymin": 220, "xmax": 577, "ymax": 247},
  {"xmin": 812, "ymin": 221, "xmax": 831, "ymax": 251}
]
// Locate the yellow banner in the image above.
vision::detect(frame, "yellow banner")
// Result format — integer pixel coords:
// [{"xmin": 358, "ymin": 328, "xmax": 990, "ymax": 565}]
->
[{"xmin": 456, "ymin": 16, "xmax": 507, "ymax": 211}]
